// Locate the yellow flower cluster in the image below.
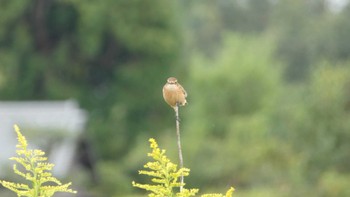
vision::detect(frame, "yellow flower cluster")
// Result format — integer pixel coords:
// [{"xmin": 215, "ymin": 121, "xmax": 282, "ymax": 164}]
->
[
  {"xmin": 0, "ymin": 125, "xmax": 77, "ymax": 197},
  {"xmin": 132, "ymin": 138, "xmax": 234, "ymax": 197},
  {"xmin": 201, "ymin": 187, "xmax": 235, "ymax": 197},
  {"xmin": 133, "ymin": 138, "xmax": 198, "ymax": 197}
]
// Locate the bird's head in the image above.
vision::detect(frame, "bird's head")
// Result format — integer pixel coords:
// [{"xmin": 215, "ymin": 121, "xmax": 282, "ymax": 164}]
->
[{"xmin": 167, "ymin": 77, "xmax": 178, "ymax": 84}]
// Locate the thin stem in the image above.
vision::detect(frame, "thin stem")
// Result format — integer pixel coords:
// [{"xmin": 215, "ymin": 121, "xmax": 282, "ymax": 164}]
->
[
  {"xmin": 174, "ymin": 104, "xmax": 184, "ymax": 191},
  {"xmin": 31, "ymin": 158, "xmax": 39, "ymax": 197}
]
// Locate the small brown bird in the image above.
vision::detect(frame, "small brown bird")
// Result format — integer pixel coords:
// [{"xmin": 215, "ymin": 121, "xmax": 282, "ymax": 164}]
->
[{"xmin": 163, "ymin": 77, "xmax": 187, "ymax": 110}]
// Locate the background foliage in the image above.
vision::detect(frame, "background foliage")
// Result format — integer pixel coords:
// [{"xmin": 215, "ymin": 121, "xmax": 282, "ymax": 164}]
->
[{"xmin": 1, "ymin": 0, "xmax": 350, "ymax": 196}]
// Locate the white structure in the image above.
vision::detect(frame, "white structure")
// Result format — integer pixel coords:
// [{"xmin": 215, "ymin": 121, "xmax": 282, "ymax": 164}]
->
[{"xmin": 0, "ymin": 100, "xmax": 87, "ymax": 177}]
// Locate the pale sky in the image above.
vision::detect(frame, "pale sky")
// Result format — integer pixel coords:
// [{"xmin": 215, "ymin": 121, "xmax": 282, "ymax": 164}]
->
[{"xmin": 327, "ymin": 0, "xmax": 348, "ymax": 12}]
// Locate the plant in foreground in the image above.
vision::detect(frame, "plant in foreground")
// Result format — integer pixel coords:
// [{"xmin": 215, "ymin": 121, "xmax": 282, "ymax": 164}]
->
[
  {"xmin": 132, "ymin": 138, "xmax": 234, "ymax": 197},
  {"xmin": 0, "ymin": 125, "xmax": 77, "ymax": 197}
]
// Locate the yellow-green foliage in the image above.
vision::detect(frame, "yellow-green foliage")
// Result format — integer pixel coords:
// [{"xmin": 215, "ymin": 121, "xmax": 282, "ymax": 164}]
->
[
  {"xmin": 132, "ymin": 138, "xmax": 234, "ymax": 197},
  {"xmin": 0, "ymin": 125, "xmax": 77, "ymax": 197}
]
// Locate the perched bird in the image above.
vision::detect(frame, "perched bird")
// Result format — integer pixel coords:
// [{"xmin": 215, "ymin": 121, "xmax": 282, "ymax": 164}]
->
[{"xmin": 163, "ymin": 77, "xmax": 187, "ymax": 110}]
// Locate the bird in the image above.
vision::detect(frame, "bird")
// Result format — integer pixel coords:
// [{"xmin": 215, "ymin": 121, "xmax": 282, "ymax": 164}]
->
[{"xmin": 163, "ymin": 77, "xmax": 187, "ymax": 110}]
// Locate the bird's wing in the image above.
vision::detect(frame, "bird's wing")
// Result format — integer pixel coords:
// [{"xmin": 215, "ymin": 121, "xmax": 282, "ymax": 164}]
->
[{"xmin": 178, "ymin": 84, "xmax": 187, "ymax": 97}]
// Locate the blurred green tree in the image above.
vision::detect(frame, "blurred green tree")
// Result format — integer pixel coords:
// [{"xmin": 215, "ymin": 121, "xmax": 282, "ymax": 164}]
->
[
  {"xmin": 273, "ymin": 63, "xmax": 350, "ymax": 196},
  {"xmin": 0, "ymin": 0, "xmax": 182, "ymax": 195},
  {"xmin": 182, "ymin": 34, "xmax": 286, "ymax": 192}
]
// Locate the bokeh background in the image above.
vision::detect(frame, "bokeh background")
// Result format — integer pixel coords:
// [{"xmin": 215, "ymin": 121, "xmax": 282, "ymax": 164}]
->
[{"xmin": 1, "ymin": 0, "xmax": 350, "ymax": 196}]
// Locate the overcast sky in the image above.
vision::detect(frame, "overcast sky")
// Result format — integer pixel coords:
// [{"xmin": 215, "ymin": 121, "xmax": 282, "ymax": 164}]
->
[{"xmin": 327, "ymin": 0, "xmax": 348, "ymax": 12}]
